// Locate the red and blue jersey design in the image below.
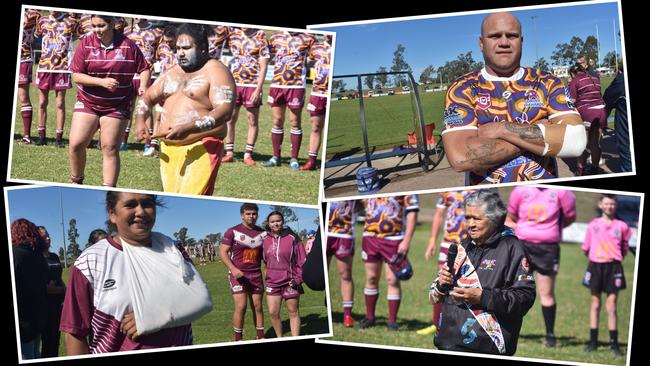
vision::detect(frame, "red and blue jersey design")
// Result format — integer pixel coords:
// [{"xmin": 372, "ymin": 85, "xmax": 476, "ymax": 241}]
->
[
  {"xmin": 21, "ymin": 9, "xmax": 41, "ymax": 62},
  {"xmin": 208, "ymin": 25, "xmax": 229, "ymax": 59},
  {"xmin": 442, "ymin": 67, "xmax": 580, "ymax": 185},
  {"xmin": 125, "ymin": 23, "xmax": 162, "ymax": 68},
  {"xmin": 308, "ymin": 40, "xmax": 331, "ymax": 96},
  {"xmin": 328, "ymin": 200, "xmax": 357, "ymax": 239},
  {"xmin": 227, "ymin": 28, "xmax": 270, "ymax": 86},
  {"xmin": 35, "ymin": 13, "xmax": 81, "ymax": 71},
  {"xmin": 269, "ymin": 32, "xmax": 315, "ymax": 88},
  {"xmin": 363, "ymin": 195, "xmax": 419, "ymax": 240},
  {"xmin": 437, "ymin": 190, "xmax": 472, "ymax": 244}
]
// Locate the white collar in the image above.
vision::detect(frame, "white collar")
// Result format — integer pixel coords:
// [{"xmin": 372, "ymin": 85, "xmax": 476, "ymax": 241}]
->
[{"xmin": 481, "ymin": 67, "xmax": 525, "ymax": 82}]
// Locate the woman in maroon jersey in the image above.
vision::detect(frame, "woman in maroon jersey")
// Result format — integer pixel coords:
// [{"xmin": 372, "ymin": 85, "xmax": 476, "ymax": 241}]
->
[
  {"xmin": 262, "ymin": 211, "xmax": 306, "ymax": 337},
  {"xmin": 569, "ymin": 58, "xmax": 608, "ymax": 176},
  {"xmin": 68, "ymin": 14, "xmax": 150, "ymax": 187}
]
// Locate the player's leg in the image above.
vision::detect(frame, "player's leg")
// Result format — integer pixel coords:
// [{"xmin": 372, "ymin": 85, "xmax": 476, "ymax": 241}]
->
[
  {"xmin": 17, "ymin": 84, "xmax": 33, "ymax": 143},
  {"xmin": 384, "ymin": 261, "xmax": 401, "ymax": 330},
  {"xmin": 68, "ymin": 112, "xmax": 100, "ymax": 184},
  {"xmin": 251, "ymin": 293, "xmax": 265, "ymax": 339},
  {"xmin": 337, "ymin": 255, "xmax": 354, "ymax": 327},
  {"xmin": 54, "ymin": 89, "xmax": 67, "ymax": 147},
  {"xmin": 265, "ymin": 105, "xmax": 285, "ymax": 167},
  {"xmin": 287, "ymin": 107, "xmax": 303, "ymax": 170},
  {"xmin": 266, "ymin": 294, "xmax": 283, "ymax": 337},
  {"xmin": 587, "ymin": 124, "xmax": 603, "ymax": 174},
  {"xmin": 300, "ymin": 113, "xmax": 324, "ymax": 171},
  {"xmin": 606, "ymin": 292, "xmax": 621, "ymax": 355},
  {"xmin": 142, "ymin": 106, "xmax": 155, "ymax": 156},
  {"xmin": 232, "ymin": 292, "xmax": 247, "ymax": 341},
  {"xmin": 98, "ymin": 116, "xmax": 129, "ymax": 187},
  {"xmin": 36, "ymin": 87, "xmax": 49, "ymax": 145},
  {"xmin": 587, "ymin": 292, "xmax": 601, "ymax": 351},
  {"xmin": 286, "ymin": 297, "xmax": 301, "ymax": 336},
  {"xmin": 536, "ymin": 272, "xmax": 557, "ymax": 347},
  {"xmin": 243, "ymin": 107, "xmax": 260, "ymax": 165},
  {"xmin": 223, "ymin": 104, "xmax": 241, "ymax": 162},
  {"xmin": 362, "ymin": 260, "xmax": 381, "ymax": 328},
  {"xmin": 418, "ymin": 260, "xmax": 444, "ymax": 335}
]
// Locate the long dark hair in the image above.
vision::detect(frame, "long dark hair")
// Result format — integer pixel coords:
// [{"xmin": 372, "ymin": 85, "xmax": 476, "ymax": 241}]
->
[{"xmin": 265, "ymin": 211, "xmax": 284, "ymax": 233}]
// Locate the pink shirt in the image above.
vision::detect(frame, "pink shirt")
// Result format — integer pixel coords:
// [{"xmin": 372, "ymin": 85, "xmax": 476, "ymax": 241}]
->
[
  {"xmin": 582, "ymin": 217, "xmax": 630, "ymax": 263},
  {"xmin": 508, "ymin": 187, "xmax": 576, "ymax": 244}
]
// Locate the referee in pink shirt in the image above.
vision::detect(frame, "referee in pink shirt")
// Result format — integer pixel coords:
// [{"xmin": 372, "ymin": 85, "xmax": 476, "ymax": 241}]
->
[{"xmin": 506, "ymin": 186, "xmax": 576, "ymax": 348}]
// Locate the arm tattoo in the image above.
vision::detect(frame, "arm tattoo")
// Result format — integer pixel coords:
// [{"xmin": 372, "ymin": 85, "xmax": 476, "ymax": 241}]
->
[
  {"xmin": 504, "ymin": 123, "xmax": 544, "ymax": 142},
  {"xmin": 456, "ymin": 140, "xmax": 519, "ymax": 169}
]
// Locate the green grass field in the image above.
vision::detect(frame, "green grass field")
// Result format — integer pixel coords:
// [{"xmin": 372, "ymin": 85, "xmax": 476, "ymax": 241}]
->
[
  {"xmin": 55, "ymin": 257, "xmax": 330, "ymax": 356},
  {"xmin": 325, "ymin": 191, "xmax": 636, "ymax": 366},
  {"xmin": 11, "ymin": 81, "xmax": 320, "ymax": 205},
  {"xmin": 326, "ymin": 75, "xmax": 615, "ymax": 159}
]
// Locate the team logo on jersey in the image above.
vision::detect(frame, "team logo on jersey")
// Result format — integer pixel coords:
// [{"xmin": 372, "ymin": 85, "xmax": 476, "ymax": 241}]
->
[
  {"xmin": 502, "ymin": 91, "xmax": 512, "ymax": 100},
  {"xmin": 443, "ymin": 105, "xmax": 464, "ymax": 127},
  {"xmin": 232, "ymin": 285, "xmax": 243, "ymax": 292},
  {"xmin": 103, "ymin": 279, "xmax": 116, "ymax": 289},
  {"xmin": 477, "ymin": 93, "xmax": 491, "ymax": 110},
  {"xmin": 114, "ymin": 49, "xmax": 125, "ymax": 60},
  {"xmin": 524, "ymin": 89, "xmax": 544, "ymax": 108},
  {"xmin": 90, "ymin": 49, "xmax": 100, "ymax": 57},
  {"xmin": 614, "ymin": 228, "xmax": 620, "ymax": 237},
  {"xmin": 614, "ymin": 274, "xmax": 623, "ymax": 288},
  {"xmin": 480, "ymin": 259, "xmax": 497, "ymax": 271}
]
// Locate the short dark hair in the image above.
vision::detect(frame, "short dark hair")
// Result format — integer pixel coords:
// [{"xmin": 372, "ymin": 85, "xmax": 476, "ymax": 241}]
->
[
  {"xmin": 240, "ymin": 203, "xmax": 259, "ymax": 214},
  {"xmin": 88, "ymin": 229, "xmax": 108, "ymax": 246},
  {"xmin": 569, "ymin": 64, "xmax": 582, "ymax": 77},
  {"xmin": 600, "ymin": 194, "xmax": 618, "ymax": 201},
  {"xmin": 163, "ymin": 23, "xmax": 178, "ymax": 38},
  {"xmin": 91, "ymin": 14, "xmax": 115, "ymax": 25},
  {"xmin": 176, "ymin": 23, "xmax": 209, "ymax": 53}
]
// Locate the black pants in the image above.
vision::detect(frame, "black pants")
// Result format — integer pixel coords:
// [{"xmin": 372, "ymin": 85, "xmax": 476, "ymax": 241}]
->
[{"xmin": 41, "ymin": 303, "xmax": 62, "ymax": 358}]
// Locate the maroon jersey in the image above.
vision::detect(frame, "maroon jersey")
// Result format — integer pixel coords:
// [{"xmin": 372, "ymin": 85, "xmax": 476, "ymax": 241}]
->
[
  {"xmin": 222, "ymin": 224, "xmax": 266, "ymax": 272},
  {"xmin": 70, "ymin": 32, "xmax": 148, "ymax": 110},
  {"xmin": 263, "ymin": 229, "xmax": 306, "ymax": 287}
]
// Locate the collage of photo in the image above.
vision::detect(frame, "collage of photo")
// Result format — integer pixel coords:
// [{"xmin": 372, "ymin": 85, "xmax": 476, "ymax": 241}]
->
[{"xmin": 4, "ymin": 1, "xmax": 642, "ymax": 366}]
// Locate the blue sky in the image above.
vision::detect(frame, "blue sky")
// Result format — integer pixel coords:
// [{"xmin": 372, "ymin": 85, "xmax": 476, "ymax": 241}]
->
[
  {"xmin": 314, "ymin": 1, "xmax": 622, "ymax": 78},
  {"xmin": 6, "ymin": 187, "xmax": 320, "ymax": 255}
]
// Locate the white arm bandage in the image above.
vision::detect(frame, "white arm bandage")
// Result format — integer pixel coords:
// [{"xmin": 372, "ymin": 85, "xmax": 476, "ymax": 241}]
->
[
  {"xmin": 537, "ymin": 123, "xmax": 587, "ymax": 158},
  {"xmin": 194, "ymin": 115, "xmax": 216, "ymax": 130}
]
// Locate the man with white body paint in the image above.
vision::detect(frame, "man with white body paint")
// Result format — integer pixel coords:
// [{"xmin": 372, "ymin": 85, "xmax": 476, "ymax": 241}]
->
[
  {"xmin": 441, "ymin": 12, "xmax": 586, "ymax": 185},
  {"xmin": 136, "ymin": 23, "xmax": 236, "ymax": 195}
]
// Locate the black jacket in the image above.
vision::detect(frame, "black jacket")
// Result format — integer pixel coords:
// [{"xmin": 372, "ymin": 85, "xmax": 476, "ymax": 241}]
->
[
  {"xmin": 12, "ymin": 244, "xmax": 49, "ymax": 343},
  {"xmin": 434, "ymin": 229, "xmax": 536, "ymax": 356}
]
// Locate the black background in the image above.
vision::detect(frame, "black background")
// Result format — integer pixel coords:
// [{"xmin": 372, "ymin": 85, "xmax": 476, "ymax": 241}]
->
[{"xmin": 3, "ymin": 0, "xmax": 644, "ymax": 364}]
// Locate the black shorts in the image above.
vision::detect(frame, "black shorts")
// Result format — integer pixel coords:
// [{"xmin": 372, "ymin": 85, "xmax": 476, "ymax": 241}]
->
[
  {"xmin": 583, "ymin": 261, "xmax": 626, "ymax": 294},
  {"xmin": 522, "ymin": 242, "xmax": 560, "ymax": 276}
]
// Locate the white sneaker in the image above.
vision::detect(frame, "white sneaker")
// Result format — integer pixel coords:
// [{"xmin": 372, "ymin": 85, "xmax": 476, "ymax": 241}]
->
[{"xmin": 143, "ymin": 145, "xmax": 156, "ymax": 157}]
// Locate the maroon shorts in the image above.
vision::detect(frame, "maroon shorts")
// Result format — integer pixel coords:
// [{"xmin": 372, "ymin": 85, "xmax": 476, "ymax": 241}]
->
[
  {"xmin": 265, "ymin": 283, "xmax": 304, "ymax": 299},
  {"xmin": 73, "ymin": 98, "xmax": 133, "ymax": 120},
  {"xmin": 268, "ymin": 87, "xmax": 305, "ymax": 109},
  {"xmin": 327, "ymin": 237, "xmax": 355, "ymax": 260},
  {"xmin": 34, "ymin": 72, "xmax": 71, "ymax": 90},
  {"xmin": 228, "ymin": 270, "xmax": 264, "ymax": 295},
  {"xmin": 18, "ymin": 62, "xmax": 33, "ymax": 86},
  {"xmin": 307, "ymin": 95, "xmax": 328, "ymax": 116},
  {"xmin": 361, "ymin": 236, "xmax": 400, "ymax": 263},
  {"xmin": 235, "ymin": 85, "xmax": 263, "ymax": 108},
  {"xmin": 580, "ymin": 108, "xmax": 608, "ymax": 129}
]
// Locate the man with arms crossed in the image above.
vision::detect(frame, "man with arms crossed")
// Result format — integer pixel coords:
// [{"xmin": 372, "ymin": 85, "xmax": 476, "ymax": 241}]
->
[
  {"xmin": 136, "ymin": 24, "xmax": 236, "ymax": 195},
  {"xmin": 220, "ymin": 203, "xmax": 267, "ymax": 341},
  {"xmin": 442, "ymin": 12, "xmax": 586, "ymax": 185}
]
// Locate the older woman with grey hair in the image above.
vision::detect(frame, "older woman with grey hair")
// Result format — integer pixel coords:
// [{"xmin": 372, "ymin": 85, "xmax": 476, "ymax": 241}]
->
[{"xmin": 430, "ymin": 189, "xmax": 536, "ymax": 356}]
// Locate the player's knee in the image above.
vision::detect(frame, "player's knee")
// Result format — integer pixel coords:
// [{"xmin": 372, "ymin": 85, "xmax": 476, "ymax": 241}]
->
[
  {"xmin": 102, "ymin": 143, "xmax": 120, "ymax": 156},
  {"xmin": 56, "ymin": 99, "xmax": 66, "ymax": 110},
  {"xmin": 287, "ymin": 307, "xmax": 299, "ymax": 318},
  {"xmin": 39, "ymin": 99, "xmax": 49, "ymax": 109}
]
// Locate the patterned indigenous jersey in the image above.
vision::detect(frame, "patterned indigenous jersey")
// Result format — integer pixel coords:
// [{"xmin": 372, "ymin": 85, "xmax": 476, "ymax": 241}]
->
[
  {"xmin": 222, "ymin": 224, "xmax": 267, "ymax": 272},
  {"xmin": 208, "ymin": 25, "xmax": 229, "ymax": 60},
  {"xmin": 307, "ymin": 39, "xmax": 331, "ymax": 96},
  {"xmin": 21, "ymin": 9, "xmax": 41, "ymax": 62},
  {"xmin": 363, "ymin": 195, "xmax": 419, "ymax": 240},
  {"xmin": 508, "ymin": 187, "xmax": 576, "ymax": 244},
  {"xmin": 125, "ymin": 23, "xmax": 163, "ymax": 68},
  {"xmin": 269, "ymin": 32, "xmax": 315, "ymax": 88},
  {"xmin": 437, "ymin": 190, "xmax": 472, "ymax": 245},
  {"xmin": 59, "ymin": 236, "xmax": 193, "ymax": 353},
  {"xmin": 156, "ymin": 41, "xmax": 176, "ymax": 74},
  {"xmin": 328, "ymin": 200, "xmax": 357, "ymax": 239},
  {"xmin": 227, "ymin": 28, "xmax": 270, "ymax": 86},
  {"xmin": 35, "ymin": 13, "xmax": 81, "ymax": 71},
  {"xmin": 443, "ymin": 67, "xmax": 580, "ymax": 185},
  {"xmin": 582, "ymin": 217, "xmax": 631, "ymax": 263}
]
